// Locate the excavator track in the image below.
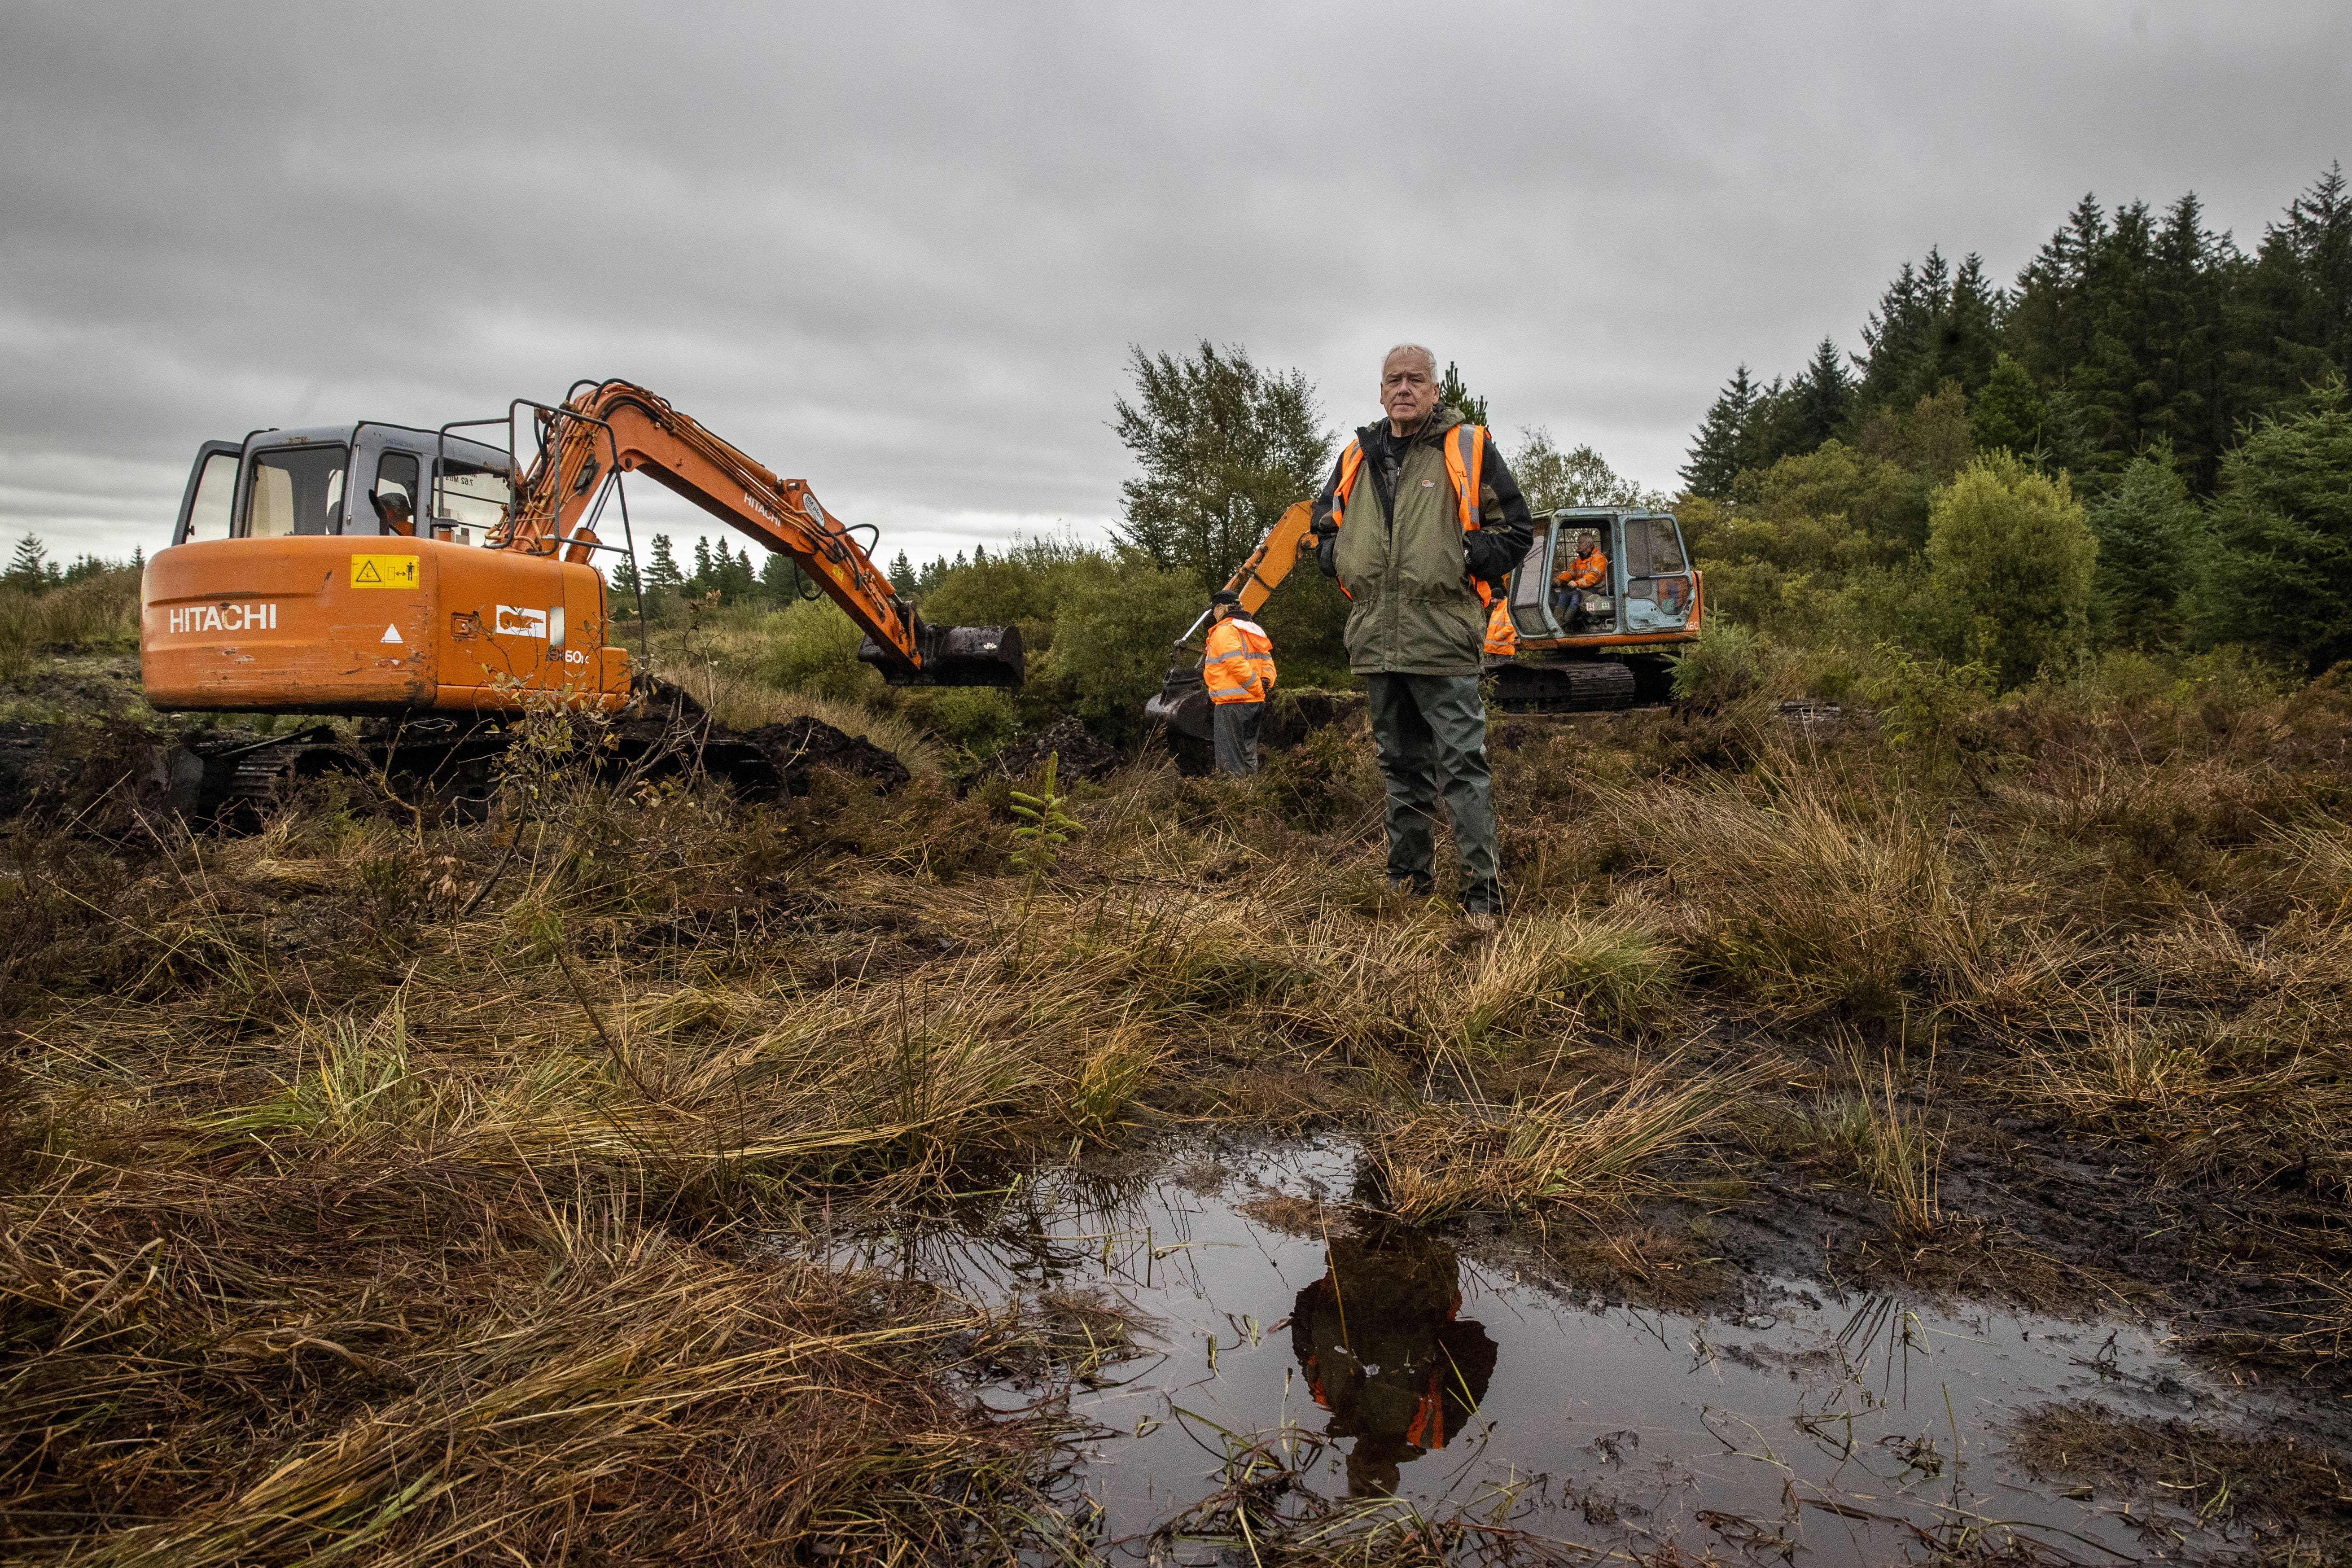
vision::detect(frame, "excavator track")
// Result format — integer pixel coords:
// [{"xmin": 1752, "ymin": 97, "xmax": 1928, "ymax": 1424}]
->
[{"xmin": 92, "ymin": 680, "xmax": 910, "ymax": 827}]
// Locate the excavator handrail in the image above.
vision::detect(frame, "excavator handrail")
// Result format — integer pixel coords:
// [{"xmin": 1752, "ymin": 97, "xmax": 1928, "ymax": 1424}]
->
[{"xmin": 490, "ymin": 399, "xmax": 653, "ymax": 658}]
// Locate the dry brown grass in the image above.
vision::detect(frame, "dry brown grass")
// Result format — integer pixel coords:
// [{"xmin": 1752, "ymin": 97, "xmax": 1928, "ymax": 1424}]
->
[{"xmin": 0, "ymin": 569, "xmax": 140, "ymax": 686}]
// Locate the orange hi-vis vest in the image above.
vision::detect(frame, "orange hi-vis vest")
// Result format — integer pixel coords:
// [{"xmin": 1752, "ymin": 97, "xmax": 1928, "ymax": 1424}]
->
[
  {"xmin": 1327, "ymin": 423, "xmax": 1494, "ymax": 605},
  {"xmin": 1204, "ymin": 615, "xmax": 1276, "ymax": 705},
  {"xmin": 1484, "ymin": 596, "xmax": 1516, "ymax": 657},
  {"xmin": 1556, "ymin": 546, "xmax": 1607, "ymax": 590}
]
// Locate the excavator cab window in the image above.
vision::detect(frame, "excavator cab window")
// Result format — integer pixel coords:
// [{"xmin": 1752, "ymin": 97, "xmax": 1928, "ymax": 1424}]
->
[
  {"xmin": 370, "ymin": 452, "xmax": 420, "ymax": 537},
  {"xmin": 241, "ymin": 445, "xmax": 348, "ymax": 539},
  {"xmin": 1621, "ymin": 515, "xmax": 1695, "ymax": 633},
  {"xmin": 434, "ymin": 457, "xmax": 511, "ymax": 537}
]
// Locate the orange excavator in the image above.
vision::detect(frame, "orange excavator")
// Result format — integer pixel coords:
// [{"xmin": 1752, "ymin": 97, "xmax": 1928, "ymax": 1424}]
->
[
  {"xmin": 142, "ymin": 378, "xmax": 1021, "ymax": 717},
  {"xmin": 139, "ymin": 380, "xmax": 1020, "ymax": 814}
]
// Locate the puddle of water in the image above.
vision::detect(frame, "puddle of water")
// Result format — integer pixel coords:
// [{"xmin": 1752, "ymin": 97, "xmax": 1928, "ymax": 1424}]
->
[{"xmin": 802, "ymin": 1136, "xmax": 2263, "ymax": 1564}]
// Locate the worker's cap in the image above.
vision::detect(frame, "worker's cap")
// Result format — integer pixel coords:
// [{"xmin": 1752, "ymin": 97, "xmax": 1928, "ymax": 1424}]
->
[{"xmin": 1209, "ymin": 590, "xmax": 1243, "ymax": 607}]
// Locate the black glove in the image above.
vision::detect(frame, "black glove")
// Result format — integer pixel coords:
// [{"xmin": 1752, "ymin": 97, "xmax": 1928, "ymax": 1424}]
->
[
  {"xmin": 1463, "ymin": 529, "xmax": 1522, "ymax": 589},
  {"xmin": 1315, "ymin": 534, "xmax": 1339, "ymax": 579}
]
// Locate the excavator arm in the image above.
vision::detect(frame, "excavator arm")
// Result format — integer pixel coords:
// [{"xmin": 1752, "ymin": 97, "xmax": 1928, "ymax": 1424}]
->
[
  {"xmin": 507, "ymin": 380, "xmax": 1021, "ymax": 686},
  {"xmin": 1143, "ymin": 499, "xmax": 1316, "ymax": 737}
]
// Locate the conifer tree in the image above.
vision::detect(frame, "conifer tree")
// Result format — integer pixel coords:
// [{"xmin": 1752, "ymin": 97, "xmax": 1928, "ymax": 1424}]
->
[
  {"xmin": 759, "ymin": 551, "xmax": 809, "ymax": 602},
  {"xmin": 1681, "ymin": 366, "xmax": 1758, "ymax": 498},
  {"xmin": 1968, "ymin": 354, "xmax": 2053, "ymax": 459},
  {"xmin": 646, "ymin": 534, "xmax": 684, "ymax": 590},
  {"xmin": 2089, "ymin": 443, "xmax": 2194, "ymax": 650},
  {"xmin": 1791, "ymin": 337, "xmax": 1856, "ymax": 451},
  {"xmin": 888, "ymin": 550, "xmax": 916, "ymax": 593},
  {"xmin": 3, "ymin": 534, "xmax": 52, "ymax": 593},
  {"xmin": 1437, "ymin": 361, "xmax": 1489, "ymax": 427}
]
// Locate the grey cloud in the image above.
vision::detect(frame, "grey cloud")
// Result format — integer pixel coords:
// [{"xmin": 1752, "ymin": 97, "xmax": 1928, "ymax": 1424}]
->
[{"xmin": 2, "ymin": 0, "xmax": 2347, "ymax": 566}]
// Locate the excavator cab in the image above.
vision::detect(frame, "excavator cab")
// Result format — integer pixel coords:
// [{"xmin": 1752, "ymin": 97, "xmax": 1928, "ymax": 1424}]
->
[{"xmin": 1504, "ymin": 508, "xmax": 1698, "ymax": 644}]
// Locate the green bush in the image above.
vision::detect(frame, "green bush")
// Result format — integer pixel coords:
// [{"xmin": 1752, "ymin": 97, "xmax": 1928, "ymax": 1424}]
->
[
  {"xmin": 907, "ymin": 686, "xmax": 1021, "ymax": 761},
  {"xmin": 1865, "ymin": 644, "xmax": 1992, "ymax": 763},
  {"xmin": 1925, "ymin": 451, "xmax": 2095, "ymax": 690},
  {"xmin": 1042, "ymin": 551, "xmax": 1201, "ymax": 747},
  {"xmin": 755, "ymin": 598, "xmax": 872, "ymax": 703},
  {"xmin": 1669, "ymin": 615, "xmax": 1762, "ymax": 705},
  {"xmin": 920, "ymin": 536, "xmax": 1102, "ymax": 660}
]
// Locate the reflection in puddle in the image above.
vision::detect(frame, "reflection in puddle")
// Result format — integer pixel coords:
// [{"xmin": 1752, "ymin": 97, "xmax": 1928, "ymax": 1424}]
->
[
  {"xmin": 789, "ymin": 1135, "xmax": 2289, "ymax": 1564},
  {"xmin": 1293, "ymin": 1232, "xmax": 1498, "ymax": 1498}
]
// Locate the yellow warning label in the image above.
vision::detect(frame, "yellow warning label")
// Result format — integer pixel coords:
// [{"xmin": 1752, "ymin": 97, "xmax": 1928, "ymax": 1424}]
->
[{"xmin": 349, "ymin": 554, "xmax": 420, "ymax": 589}]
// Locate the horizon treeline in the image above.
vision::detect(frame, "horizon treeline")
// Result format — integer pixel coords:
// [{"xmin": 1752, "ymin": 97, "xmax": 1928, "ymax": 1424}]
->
[{"xmin": 1684, "ymin": 163, "xmax": 2352, "ymax": 499}]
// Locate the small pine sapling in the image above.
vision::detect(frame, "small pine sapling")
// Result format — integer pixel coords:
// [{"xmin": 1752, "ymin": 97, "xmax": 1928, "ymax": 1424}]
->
[{"xmin": 1008, "ymin": 752, "xmax": 1083, "ymax": 892}]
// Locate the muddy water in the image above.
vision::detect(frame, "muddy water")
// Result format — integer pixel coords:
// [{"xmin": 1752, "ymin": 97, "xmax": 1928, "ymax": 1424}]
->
[{"xmin": 810, "ymin": 1136, "xmax": 2270, "ymax": 1564}]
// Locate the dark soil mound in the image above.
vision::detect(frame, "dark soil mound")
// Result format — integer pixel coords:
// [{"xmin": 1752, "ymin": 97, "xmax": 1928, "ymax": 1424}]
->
[
  {"xmin": 1262, "ymin": 690, "xmax": 1366, "ymax": 749},
  {"xmin": 0, "ymin": 718, "xmax": 196, "ymax": 828},
  {"xmin": 997, "ymin": 716, "xmax": 1124, "ymax": 783},
  {"xmin": 734, "ymin": 718, "xmax": 911, "ymax": 797}
]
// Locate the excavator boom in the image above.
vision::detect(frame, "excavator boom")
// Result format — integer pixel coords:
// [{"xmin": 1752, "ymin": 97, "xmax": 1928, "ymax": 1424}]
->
[{"xmin": 516, "ymin": 382, "xmax": 1020, "ymax": 686}]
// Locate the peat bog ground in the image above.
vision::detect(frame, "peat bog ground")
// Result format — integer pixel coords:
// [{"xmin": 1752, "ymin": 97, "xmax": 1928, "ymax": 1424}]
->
[{"xmin": 4, "ymin": 656, "xmax": 2350, "ymax": 1564}]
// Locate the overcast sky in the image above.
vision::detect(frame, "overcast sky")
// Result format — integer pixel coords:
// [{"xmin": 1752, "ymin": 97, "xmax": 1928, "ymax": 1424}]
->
[{"xmin": 3, "ymin": 0, "xmax": 2347, "ymax": 571}]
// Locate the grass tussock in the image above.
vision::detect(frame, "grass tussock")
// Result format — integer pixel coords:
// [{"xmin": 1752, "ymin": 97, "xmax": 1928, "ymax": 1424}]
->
[
  {"xmin": 0, "ymin": 569, "xmax": 140, "ymax": 686},
  {"xmin": 1363, "ymin": 1057, "xmax": 1753, "ymax": 1224},
  {"xmin": 2011, "ymin": 1402, "xmax": 2352, "ymax": 1550}
]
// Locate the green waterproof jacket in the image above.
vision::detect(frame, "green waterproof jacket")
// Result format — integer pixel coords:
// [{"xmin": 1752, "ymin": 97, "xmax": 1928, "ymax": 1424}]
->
[{"xmin": 1310, "ymin": 408, "xmax": 1534, "ymax": 677}]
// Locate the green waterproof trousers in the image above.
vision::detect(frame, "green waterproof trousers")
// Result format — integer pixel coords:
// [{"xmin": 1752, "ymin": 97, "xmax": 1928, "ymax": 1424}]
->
[{"xmin": 1363, "ymin": 673, "xmax": 1500, "ymax": 915}]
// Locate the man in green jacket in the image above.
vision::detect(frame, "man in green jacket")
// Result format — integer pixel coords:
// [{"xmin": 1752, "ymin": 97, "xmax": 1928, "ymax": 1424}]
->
[{"xmin": 1310, "ymin": 344, "xmax": 1533, "ymax": 931}]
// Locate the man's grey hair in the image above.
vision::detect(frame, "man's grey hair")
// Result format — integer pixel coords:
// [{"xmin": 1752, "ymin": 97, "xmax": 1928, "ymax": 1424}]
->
[{"xmin": 1382, "ymin": 342, "xmax": 1438, "ymax": 378}]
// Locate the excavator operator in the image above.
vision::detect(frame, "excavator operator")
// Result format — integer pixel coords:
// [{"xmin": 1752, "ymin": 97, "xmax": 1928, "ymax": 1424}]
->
[
  {"xmin": 372, "ymin": 491, "xmax": 416, "ymax": 537},
  {"xmin": 1203, "ymin": 589, "xmax": 1276, "ymax": 776},
  {"xmin": 1554, "ymin": 529, "xmax": 1606, "ymax": 625}
]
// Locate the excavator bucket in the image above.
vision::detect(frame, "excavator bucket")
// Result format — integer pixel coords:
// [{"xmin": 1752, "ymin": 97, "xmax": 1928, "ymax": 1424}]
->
[
  {"xmin": 857, "ymin": 622, "xmax": 1026, "ymax": 686},
  {"xmin": 1143, "ymin": 677, "xmax": 1212, "ymax": 740}
]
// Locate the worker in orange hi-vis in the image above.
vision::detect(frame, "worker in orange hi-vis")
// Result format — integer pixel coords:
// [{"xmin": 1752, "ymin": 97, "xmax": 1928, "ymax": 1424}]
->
[
  {"xmin": 1202, "ymin": 589, "xmax": 1276, "ymax": 776},
  {"xmin": 1552, "ymin": 529, "xmax": 1607, "ymax": 626},
  {"xmin": 1482, "ymin": 595, "xmax": 1515, "ymax": 666}
]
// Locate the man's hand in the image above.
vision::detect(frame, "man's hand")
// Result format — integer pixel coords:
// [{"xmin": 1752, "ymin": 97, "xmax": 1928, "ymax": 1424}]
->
[
  {"xmin": 1316, "ymin": 535, "xmax": 1340, "ymax": 579},
  {"xmin": 1463, "ymin": 529, "xmax": 1522, "ymax": 589}
]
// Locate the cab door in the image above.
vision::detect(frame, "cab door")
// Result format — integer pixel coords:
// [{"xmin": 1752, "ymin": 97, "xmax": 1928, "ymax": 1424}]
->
[
  {"xmin": 1507, "ymin": 517, "xmax": 1565, "ymax": 639},
  {"xmin": 172, "ymin": 442, "xmax": 244, "ymax": 545},
  {"xmin": 1620, "ymin": 515, "xmax": 1697, "ymax": 635}
]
